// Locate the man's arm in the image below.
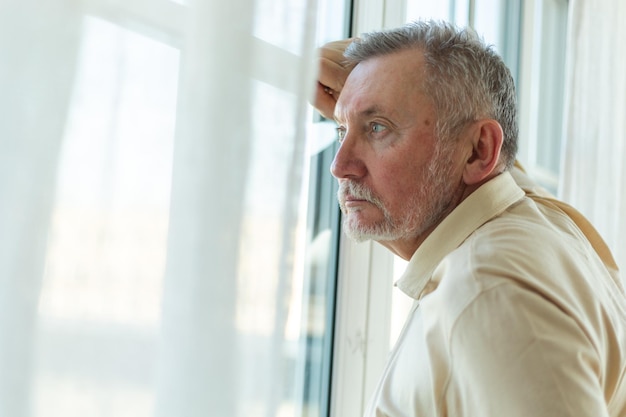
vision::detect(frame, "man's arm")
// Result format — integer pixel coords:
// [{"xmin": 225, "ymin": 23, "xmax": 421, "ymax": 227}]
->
[
  {"xmin": 445, "ymin": 282, "xmax": 609, "ymax": 417},
  {"xmin": 313, "ymin": 39, "xmax": 355, "ymax": 119}
]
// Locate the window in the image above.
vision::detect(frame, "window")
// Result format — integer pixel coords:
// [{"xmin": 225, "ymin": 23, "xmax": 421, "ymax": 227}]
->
[
  {"xmin": 296, "ymin": 0, "xmax": 352, "ymax": 415},
  {"xmin": 31, "ymin": 0, "xmax": 350, "ymax": 416}
]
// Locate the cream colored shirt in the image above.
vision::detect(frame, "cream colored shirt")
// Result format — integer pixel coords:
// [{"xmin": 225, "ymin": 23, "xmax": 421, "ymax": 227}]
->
[{"xmin": 365, "ymin": 171, "xmax": 626, "ymax": 417}]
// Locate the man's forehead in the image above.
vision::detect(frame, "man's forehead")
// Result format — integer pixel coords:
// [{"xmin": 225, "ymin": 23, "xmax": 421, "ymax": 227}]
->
[
  {"xmin": 334, "ymin": 56, "xmax": 425, "ymax": 122},
  {"xmin": 333, "ymin": 59, "xmax": 395, "ymax": 120}
]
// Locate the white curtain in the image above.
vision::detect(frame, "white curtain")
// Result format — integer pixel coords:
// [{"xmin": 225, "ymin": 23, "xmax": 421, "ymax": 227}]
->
[
  {"xmin": 0, "ymin": 0, "xmax": 319, "ymax": 416},
  {"xmin": 560, "ymin": 0, "xmax": 626, "ymax": 273}
]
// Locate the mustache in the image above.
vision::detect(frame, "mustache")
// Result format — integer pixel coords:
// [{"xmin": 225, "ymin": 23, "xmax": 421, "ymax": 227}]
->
[{"xmin": 337, "ymin": 181, "xmax": 384, "ymax": 209}]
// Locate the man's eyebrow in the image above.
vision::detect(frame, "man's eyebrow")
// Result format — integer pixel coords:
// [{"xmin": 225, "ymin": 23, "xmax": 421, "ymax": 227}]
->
[
  {"xmin": 334, "ymin": 105, "xmax": 387, "ymax": 123},
  {"xmin": 360, "ymin": 105, "xmax": 385, "ymax": 117}
]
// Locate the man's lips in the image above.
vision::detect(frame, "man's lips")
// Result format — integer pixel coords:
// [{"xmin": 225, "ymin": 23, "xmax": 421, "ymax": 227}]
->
[
  {"xmin": 343, "ymin": 195, "xmax": 370, "ymax": 207},
  {"xmin": 338, "ymin": 182, "xmax": 380, "ymax": 210}
]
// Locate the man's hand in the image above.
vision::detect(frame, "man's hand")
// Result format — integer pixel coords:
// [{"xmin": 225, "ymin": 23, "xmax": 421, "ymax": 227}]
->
[{"xmin": 313, "ymin": 38, "xmax": 356, "ymax": 119}]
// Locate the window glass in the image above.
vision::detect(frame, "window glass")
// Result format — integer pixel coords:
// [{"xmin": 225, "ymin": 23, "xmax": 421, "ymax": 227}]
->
[
  {"xmin": 254, "ymin": 0, "xmax": 312, "ymax": 54},
  {"xmin": 535, "ymin": 0, "xmax": 568, "ymax": 189},
  {"xmin": 296, "ymin": 140, "xmax": 341, "ymax": 416},
  {"xmin": 473, "ymin": 0, "xmax": 503, "ymax": 45},
  {"xmin": 406, "ymin": 0, "xmax": 469, "ymax": 26}
]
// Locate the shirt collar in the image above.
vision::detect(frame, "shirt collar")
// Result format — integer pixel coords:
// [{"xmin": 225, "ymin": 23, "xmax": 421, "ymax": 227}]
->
[{"xmin": 396, "ymin": 171, "xmax": 525, "ymax": 300}]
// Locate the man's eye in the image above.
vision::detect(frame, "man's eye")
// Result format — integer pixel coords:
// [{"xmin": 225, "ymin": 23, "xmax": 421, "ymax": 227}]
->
[
  {"xmin": 336, "ymin": 127, "xmax": 346, "ymax": 141},
  {"xmin": 371, "ymin": 123, "xmax": 387, "ymax": 133}
]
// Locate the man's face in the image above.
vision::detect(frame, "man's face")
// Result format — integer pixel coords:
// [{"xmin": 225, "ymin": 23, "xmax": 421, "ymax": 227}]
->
[{"xmin": 331, "ymin": 49, "xmax": 465, "ymax": 248}]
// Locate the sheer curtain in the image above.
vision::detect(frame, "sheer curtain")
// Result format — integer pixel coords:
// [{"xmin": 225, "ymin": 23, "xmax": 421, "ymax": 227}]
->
[
  {"xmin": 0, "ymin": 0, "xmax": 319, "ymax": 416},
  {"xmin": 560, "ymin": 0, "xmax": 626, "ymax": 274}
]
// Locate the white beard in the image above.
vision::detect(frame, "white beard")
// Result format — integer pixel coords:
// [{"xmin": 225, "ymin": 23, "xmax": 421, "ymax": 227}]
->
[{"xmin": 337, "ymin": 142, "xmax": 459, "ymax": 243}]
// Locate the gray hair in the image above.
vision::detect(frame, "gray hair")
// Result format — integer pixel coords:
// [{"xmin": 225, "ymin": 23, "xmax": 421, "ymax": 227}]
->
[{"xmin": 344, "ymin": 20, "xmax": 518, "ymax": 169}]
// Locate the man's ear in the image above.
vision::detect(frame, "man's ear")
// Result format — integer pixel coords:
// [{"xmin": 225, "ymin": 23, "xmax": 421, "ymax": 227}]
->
[{"xmin": 462, "ymin": 119, "xmax": 504, "ymax": 185}]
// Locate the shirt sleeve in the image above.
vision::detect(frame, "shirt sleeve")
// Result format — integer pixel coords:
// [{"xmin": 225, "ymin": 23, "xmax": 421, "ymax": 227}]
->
[{"xmin": 445, "ymin": 282, "xmax": 609, "ymax": 417}]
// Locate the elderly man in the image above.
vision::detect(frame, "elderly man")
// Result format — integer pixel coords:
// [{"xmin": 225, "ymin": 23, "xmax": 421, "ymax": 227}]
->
[{"xmin": 315, "ymin": 21, "xmax": 626, "ymax": 416}]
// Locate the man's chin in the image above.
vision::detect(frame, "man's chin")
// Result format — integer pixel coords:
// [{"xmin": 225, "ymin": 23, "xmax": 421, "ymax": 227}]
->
[
  {"xmin": 343, "ymin": 220, "xmax": 398, "ymax": 243},
  {"xmin": 344, "ymin": 231, "xmax": 369, "ymax": 243},
  {"xmin": 344, "ymin": 229, "xmax": 400, "ymax": 243}
]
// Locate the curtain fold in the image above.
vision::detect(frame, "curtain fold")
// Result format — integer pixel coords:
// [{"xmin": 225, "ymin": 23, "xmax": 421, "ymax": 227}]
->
[
  {"xmin": 0, "ymin": 0, "xmax": 319, "ymax": 415},
  {"xmin": 0, "ymin": 2, "xmax": 82, "ymax": 415},
  {"xmin": 560, "ymin": 0, "xmax": 626, "ymax": 274},
  {"xmin": 155, "ymin": 1, "xmax": 254, "ymax": 416}
]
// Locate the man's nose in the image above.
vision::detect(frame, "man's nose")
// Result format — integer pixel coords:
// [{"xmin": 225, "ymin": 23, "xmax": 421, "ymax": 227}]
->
[{"xmin": 330, "ymin": 132, "xmax": 366, "ymax": 179}]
